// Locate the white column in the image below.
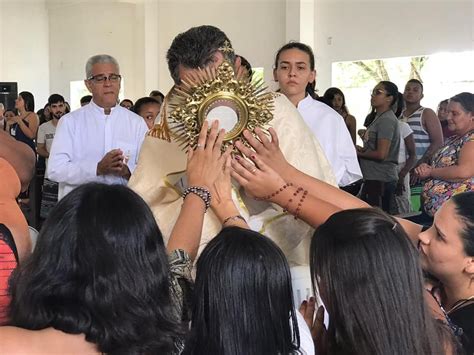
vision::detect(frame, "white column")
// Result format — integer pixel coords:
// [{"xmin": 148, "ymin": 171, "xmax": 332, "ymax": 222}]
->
[{"xmin": 143, "ymin": 0, "xmax": 160, "ymax": 94}]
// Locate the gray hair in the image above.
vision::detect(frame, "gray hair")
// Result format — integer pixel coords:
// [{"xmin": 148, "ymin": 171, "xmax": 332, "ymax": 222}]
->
[
  {"xmin": 0, "ymin": 103, "xmax": 4, "ymax": 111},
  {"xmin": 85, "ymin": 54, "xmax": 120, "ymax": 79}
]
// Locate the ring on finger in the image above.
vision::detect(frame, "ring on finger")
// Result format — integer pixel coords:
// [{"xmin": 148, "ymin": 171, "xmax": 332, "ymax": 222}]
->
[{"xmin": 196, "ymin": 143, "xmax": 204, "ymax": 149}]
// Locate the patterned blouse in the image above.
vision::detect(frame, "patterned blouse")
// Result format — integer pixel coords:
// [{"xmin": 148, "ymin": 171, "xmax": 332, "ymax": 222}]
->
[
  {"xmin": 422, "ymin": 130, "xmax": 474, "ymax": 216},
  {"xmin": 168, "ymin": 249, "xmax": 193, "ymax": 354}
]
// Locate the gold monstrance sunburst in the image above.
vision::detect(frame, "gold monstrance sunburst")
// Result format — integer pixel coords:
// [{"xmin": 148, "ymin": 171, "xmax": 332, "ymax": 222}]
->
[{"xmin": 149, "ymin": 57, "xmax": 275, "ymax": 152}]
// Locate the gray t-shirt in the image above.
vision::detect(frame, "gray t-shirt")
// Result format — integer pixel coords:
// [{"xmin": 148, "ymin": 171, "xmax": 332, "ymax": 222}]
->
[{"xmin": 359, "ymin": 110, "xmax": 400, "ymax": 182}]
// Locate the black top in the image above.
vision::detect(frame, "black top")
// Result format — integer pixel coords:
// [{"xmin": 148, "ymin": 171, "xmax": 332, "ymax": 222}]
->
[
  {"xmin": 450, "ymin": 302, "xmax": 474, "ymax": 354},
  {"xmin": 10, "ymin": 119, "xmax": 36, "ymax": 152}
]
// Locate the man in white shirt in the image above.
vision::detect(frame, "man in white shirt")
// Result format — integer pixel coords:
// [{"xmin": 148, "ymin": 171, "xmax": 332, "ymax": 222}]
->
[
  {"xmin": 297, "ymin": 96, "xmax": 362, "ymax": 189},
  {"xmin": 48, "ymin": 54, "xmax": 148, "ymax": 199}
]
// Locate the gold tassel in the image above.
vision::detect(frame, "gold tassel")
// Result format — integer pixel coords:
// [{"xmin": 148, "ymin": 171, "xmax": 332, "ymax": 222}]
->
[{"xmin": 147, "ymin": 90, "xmax": 173, "ymax": 141}]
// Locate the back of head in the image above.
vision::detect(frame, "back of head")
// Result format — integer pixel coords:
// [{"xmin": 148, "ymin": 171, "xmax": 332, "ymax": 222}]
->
[
  {"xmin": 449, "ymin": 92, "xmax": 474, "ymax": 113},
  {"xmin": 167, "ymin": 25, "xmax": 235, "ymax": 84},
  {"xmin": 19, "ymin": 91, "xmax": 35, "ymax": 112},
  {"xmin": 8, "ymin": 183, "xmax": 178, "ymax": 354},
  {"xmin": 80, "ymin": 95, "xmax": 92, "ymax": 105},
  {"xmin": 149, "ymin": 90, "xmax": 165, "ymax": 104},
  {"xmin": 186, "ymin": 227, "xmax": 299, "ymax": 355},
  {"xmin": 48, "ymin": 94, "xmax": 65, "ymax": 106},
  {"xmin": 310, "ymin": 208, "xmax": 443, "ymax": 355}
]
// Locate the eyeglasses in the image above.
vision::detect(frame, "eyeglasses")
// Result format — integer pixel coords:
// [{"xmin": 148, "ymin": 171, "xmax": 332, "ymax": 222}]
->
[
  {"xmin": 87, "ymin": 73, "xmax": 122, "ymax": 84},
  {"xmin": 371, "ymin": 89, "xmax": 388, "ymax": 96}
]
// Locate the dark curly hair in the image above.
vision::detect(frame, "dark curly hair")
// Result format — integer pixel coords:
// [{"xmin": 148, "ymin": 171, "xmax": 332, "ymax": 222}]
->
[
  {"xmin": 8, "ymin": 183, "xmax": 179, "ymax": 354},
  {"xmin": 167, "ymin": 25, "xmax": 235, "ymax": 84}
]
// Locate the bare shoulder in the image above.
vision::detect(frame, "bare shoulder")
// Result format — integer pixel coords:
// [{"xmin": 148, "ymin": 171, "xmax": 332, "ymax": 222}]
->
[
  {"xmin": 0, "ymin": 327, "xmax": 98, "ymax": 354},
  {"xmin": 421, "ymin": 108, "xmax": 438, "ymax": 121},
  {"xmin": 346, "ymin": 114, "xmax": 356, "ymax": 125}
]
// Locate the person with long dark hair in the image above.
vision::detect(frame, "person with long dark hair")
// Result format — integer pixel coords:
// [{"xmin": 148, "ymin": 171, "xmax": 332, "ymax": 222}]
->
[
  {"xmin": 0, "ymin": 121, "xmax": 231, "ymax": 353},
  {"xmin": 309, "ymin": 208, "xmax": 449, "ymax": 354},
  {"xmin": 273, "ymin": 42, "xmax": 362, "ymax": 191},
  {"xmin": 323, "ymin": 87, "xmax": 357, "ymax": 144},
  {"xmin": 231, "ymin": 126, "xmax": 473, "ymax": 354},
  {"xmin": 9, "ymin": 91, "xmax": 39, "ymax": 152},
  {"xmin": 184, "ymin": 227, "xmax": 314, "ymax": 355},
  {"xmin": 357, "ymin": 81, "xmax": 400, "ymax": 211}
]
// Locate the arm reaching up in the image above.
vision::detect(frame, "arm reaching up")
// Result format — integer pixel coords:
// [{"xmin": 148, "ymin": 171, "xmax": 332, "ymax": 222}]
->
[
  {"xmin": 167, "ymin": 120, "xmax": 232, "ymax": 260},
  {"xmin": 233, "ymin": 127, "xmax": 423, "ymax": 243}
]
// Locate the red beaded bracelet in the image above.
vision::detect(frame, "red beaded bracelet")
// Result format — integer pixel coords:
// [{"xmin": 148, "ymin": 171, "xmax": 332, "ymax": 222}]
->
[{"xmin": 255, "ymin": 182, "xmax": 293, "ymax": 201}]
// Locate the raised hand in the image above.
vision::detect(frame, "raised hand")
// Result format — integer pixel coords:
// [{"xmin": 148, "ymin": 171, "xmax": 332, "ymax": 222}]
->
[
  {"xmin": 234, "ymin": 127, "xmax": 291, "ymax": 179},
  {"xmin": 186, "ymin": 120, "xmax": 232, "ymax": 190},
  {"xmin": 299, "ymin": 299, "xmax": 328, "ymax": 355},
  {"xmin": 231, "ymin": 150, "xmax": 286, "ymax": 200}
]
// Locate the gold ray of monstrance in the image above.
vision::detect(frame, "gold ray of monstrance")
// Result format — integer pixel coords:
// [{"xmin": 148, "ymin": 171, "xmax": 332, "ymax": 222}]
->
[{"xmin": 148, "ymin": 57, "xmax": 275, "ymax": 152}]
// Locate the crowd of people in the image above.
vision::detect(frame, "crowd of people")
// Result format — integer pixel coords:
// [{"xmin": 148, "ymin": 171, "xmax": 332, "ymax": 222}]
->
[{"xmin": 0, "ymin": 24, "xmax": 473, "ymax": 354}]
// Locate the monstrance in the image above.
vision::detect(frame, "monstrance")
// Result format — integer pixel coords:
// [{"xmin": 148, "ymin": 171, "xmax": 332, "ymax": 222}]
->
[{"xmin": 148, "ymin": 55, "xmax": 275, "ymax": 152}]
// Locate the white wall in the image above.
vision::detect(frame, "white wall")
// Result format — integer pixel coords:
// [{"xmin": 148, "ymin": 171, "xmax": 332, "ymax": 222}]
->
[
  {"xmin": 156, "ymin": 0, "xmax": 287, "ymax": 93},
  {"xmin": 0, "ymin": 0, "xmax": 50, "ymax": 108},
  {"xmin": 47, "ymin": 1, "xmax": 145, "ymax": 106},
  {"xmin": 2, "ymin": 0, "xmax": 472, "ymax": 110},
  {"xmin": 314, "ymin": 0, "xmax": 474, "ymax": 92}
]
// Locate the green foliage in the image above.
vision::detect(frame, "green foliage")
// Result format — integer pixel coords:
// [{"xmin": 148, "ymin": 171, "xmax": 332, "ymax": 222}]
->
[{"xmin": 333, "ymin": 55, "xmax": 429, "ymax": 88}]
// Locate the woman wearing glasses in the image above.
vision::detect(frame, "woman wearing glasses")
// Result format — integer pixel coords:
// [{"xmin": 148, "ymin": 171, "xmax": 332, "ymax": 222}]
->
[{"xmin": 357, "ymin": 81, "xmax": 400, "ymax": 212}]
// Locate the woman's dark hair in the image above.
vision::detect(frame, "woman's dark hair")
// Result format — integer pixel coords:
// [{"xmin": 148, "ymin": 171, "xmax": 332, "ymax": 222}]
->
[
  {"xmin": 120, "ymin": 98, "xmax": 134, "ymax": 107},
  {"xmin": 451, "ymin": 192, "xmax": 474, "ymax": 257},
  {"xmin": 132, "ymin": 97, "xmax": 160, "ymax": 115},
  {"xmin": 438, "ymin": 99, "xmax": 449, "ymax": 107},
  {"xmin": 8, "ymin": 183, "xmax": 179, "ymax": 354},
  {"xmin": 310, "ymin": 208, "xmax": 449, "ymax": 355},
  {"xmin": 449, "ymin": 92, "xmax": 474, "ymax": 114},
  {"xmin": 185, "ymin": 227, "xmax": 300, "ymax": 355},
  {"xmin": 323, "ymin": 87, "xmax": 348, "ymax": 115},
  {"xmin": 19, "ymin": 91, "xmax": 35, "ymax": 112},
  {"xmin": 274, "ymin": 42, "xmax": 317, "ymax": 99},
  {"xmin": 394, "ymin": 91, "xmax": 405, "ymax": 118},
  {"xmin": 364, "ymin": 81, "xmax": 399, "ymax": 127}
]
